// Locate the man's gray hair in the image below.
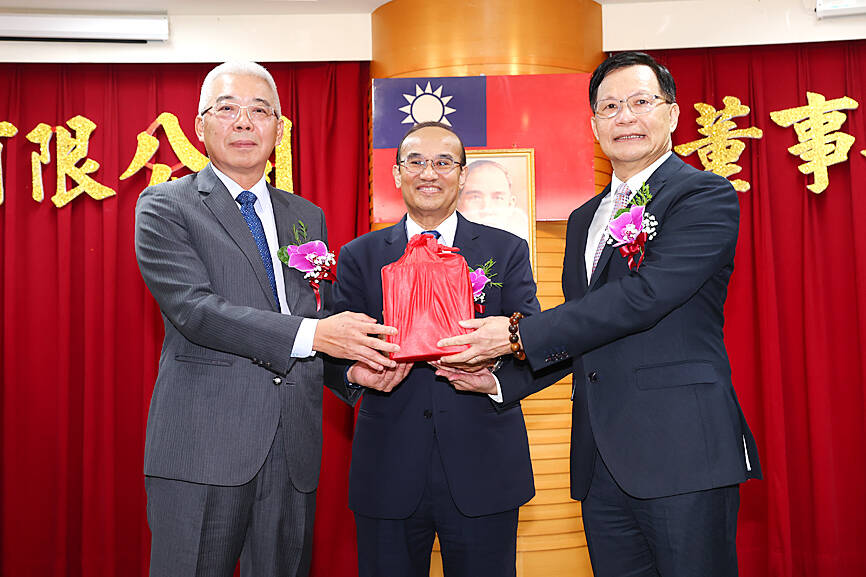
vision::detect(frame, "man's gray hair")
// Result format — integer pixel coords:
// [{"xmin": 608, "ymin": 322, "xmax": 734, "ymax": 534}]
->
[{"xmin": 198, "ymin": 61, "xmax": 282, "ymax": 117}]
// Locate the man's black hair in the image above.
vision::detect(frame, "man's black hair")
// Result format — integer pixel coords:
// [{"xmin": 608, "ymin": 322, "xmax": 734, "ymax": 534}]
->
[{"xmin": 589, "ymin": 51, "xmax": 677, "ymax": 111}]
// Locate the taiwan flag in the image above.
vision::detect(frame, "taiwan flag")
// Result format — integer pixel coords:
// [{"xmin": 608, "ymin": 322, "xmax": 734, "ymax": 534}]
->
[{"xmin": 372, "ymin": 73, "xmax": 595, "ymax": 222}]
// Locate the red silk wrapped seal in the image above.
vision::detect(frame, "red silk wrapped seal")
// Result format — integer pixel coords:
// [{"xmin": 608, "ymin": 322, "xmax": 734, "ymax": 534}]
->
[{"xmin": 382, "ymin": 234, "xmax": 474, "ymax": 362}]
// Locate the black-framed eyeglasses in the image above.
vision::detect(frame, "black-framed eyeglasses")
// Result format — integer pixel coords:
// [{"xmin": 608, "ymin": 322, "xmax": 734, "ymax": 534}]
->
[
  {"xmin": 594, "ymin": 93, "xmax": 672, "ymax": 119},
  {"xmin": 398, "ymin": 156, "xmax": 463, "ymax": 175},
  {"xmin": 200, "ymin": 101, "xmax": 278, "ymax": 123}
]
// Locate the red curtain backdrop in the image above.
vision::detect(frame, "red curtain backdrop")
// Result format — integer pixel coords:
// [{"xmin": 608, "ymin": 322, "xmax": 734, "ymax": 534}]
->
[
  {"xmin": 0, "ymin": 61, "xmax": 369, "ymax": 577},
  {"xmin": 649, "ymin": 40, "xmax": 866, "ymax": 577},
  {"xmin": 4, "ymin": 42, "xmax": 866, "ymax": 577}
]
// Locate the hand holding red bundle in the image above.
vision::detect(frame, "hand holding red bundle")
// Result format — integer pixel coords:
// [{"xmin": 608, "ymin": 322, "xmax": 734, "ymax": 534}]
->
[{"xmin": 382, "ymin": 234, "xmax": 474, "ymax": 362}]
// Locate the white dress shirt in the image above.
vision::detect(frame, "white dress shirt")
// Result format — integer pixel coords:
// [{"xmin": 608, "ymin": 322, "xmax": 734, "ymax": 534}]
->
[
  {"xmin": 405, "ymin": 211, "xmax": 458, "ymax": 247},
  {"xmin": 584, "ymin": 151, "xmax": 672, "ymax": 284},
  {"xmin": 211, "ymin": 164, "xmax": 317, "ymax": 358}
]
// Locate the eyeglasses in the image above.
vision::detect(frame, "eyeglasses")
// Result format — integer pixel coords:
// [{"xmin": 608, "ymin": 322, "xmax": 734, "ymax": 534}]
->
[
  {"xmin": 398, "ymin": 157, "xmax": 463, "ymax": 175},
  {"xmin": 594, "ymin": 93, "xmax": 672, "ymax": 119},
  {"xmin": 200, "ymin": 101, "xmax": 278, "ymax": 123}
]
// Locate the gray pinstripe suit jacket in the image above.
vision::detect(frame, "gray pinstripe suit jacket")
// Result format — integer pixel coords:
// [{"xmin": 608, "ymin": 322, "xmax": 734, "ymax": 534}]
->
[{"xmin": 135, "ymin": 163, "xmax": 350, "ymax": 492}]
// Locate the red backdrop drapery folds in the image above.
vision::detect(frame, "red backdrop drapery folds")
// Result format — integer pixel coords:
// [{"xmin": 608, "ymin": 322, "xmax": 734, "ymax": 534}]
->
[
  {"xmin": 3, "ymin": 40, "xmax": 866, "ymax": 577},
  {"xmin": 0, "ymin": 61, "xmax": 369, "ymax": 577},
  {"xmin": 651, "ymin": 40, "xmax": 866, "ymax": 577}
]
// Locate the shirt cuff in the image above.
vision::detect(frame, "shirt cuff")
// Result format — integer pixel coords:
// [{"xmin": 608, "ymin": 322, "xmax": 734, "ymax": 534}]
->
[
  {"xmin": 487, "ymin": 372, "xmax": 503, "ymax": 403},
  {"xmin": 291, "ymin": 318, "xmax": 318, "ymax": 358}
]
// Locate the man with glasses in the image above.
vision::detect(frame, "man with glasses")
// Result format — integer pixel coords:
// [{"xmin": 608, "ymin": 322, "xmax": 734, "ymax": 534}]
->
[
  {"xmin": 439, "ymin": 52, "xmax": 762, "ymax": 577},
  {"xmin": 332, "ymin": 121, "xmax": 539, "ymax": 577},
  {"xmin": 135, "ymin": 61, "xmax": 398, "ymax": 577}
]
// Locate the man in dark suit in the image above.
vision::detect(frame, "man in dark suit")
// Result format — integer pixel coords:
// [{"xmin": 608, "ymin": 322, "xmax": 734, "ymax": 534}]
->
[
  {"xmin": 439, "ymin": 52, "xmax": 762, "ymax": 577},
  {"xmin": 134, "ymin": 61, "xmax": 398, "ymax": 577},
  {"xmin": 332, "ymin": 122, "xmax": 539, "ymax": 577}
]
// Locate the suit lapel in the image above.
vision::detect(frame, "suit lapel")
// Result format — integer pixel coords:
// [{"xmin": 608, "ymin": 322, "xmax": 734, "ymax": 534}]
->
[
  {"xmin": 199, "ymin": 165, "xmax": 279, "ymax": 311},
  {"xmin": 643, "ymin": 154, "xmax": 682, "ymax": 196},
  {"xmin": 587, "ymin": 155, "xmax": 685, "ymax": 291},
  {"xmin": 584, "ymin": 189, "xmax": 609, "ymax": 291},
  {"xmin": 384, "ymin": 215, "xmax": 410, "ymax": 261},
  {"xmin": 453, "ymin": 213, "xmax": 482, "ymax": 272},
  {"xmin": 378, "ymin": 217, "xmax": 410, "ymax": 322},
  {"xmin": 270, "ymin": 185, "xmax": 304, "ymax": 313}
]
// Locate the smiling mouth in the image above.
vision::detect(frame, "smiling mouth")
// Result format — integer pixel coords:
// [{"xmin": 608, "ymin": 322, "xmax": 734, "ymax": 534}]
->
[{"xmin": 614, "ymin": 134, "xmax": 645, "ymax": 141}]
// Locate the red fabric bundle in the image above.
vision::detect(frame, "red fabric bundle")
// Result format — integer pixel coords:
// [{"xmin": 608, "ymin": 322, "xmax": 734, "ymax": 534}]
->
[{"xmin": 382, "ymin": 234, "xmax": 474, "ymax": 362}]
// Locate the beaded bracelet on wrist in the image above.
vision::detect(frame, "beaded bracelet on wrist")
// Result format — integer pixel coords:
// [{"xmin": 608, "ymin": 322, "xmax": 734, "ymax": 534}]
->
[{"xmin": 509, "ymin": 312, "xmax": 526, "ymax": 360}]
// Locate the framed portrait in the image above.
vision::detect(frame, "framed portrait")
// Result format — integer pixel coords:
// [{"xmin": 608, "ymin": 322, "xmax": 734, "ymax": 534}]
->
[{"xmin": 460, "ymin": 148, "xmax": 537, "ymax": 273}]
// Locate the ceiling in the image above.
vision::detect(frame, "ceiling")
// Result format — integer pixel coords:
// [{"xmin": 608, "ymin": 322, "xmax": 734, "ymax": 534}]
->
[
  {"xmin": 0, "ymin": 0, "xmax": 390, "ymax": 15},
  {"xmin": 0, "ymin": 0, "xmax": 668, "ymax": 16}
]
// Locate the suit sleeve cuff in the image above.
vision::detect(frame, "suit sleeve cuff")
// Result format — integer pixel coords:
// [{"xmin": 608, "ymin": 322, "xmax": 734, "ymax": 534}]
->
[{"xmin": 290, "ymin": 318, "xmax": 318, "ymax": 358}]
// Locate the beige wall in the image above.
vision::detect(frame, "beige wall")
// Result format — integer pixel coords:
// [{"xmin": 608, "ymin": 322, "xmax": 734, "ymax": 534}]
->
[
  {"xmin": 0, "ymin": 13, "xmax": 371, "ymax": 62},
  {"xmin": 603, "ymin": 0, "xmax": 866, "ymax": 52}
]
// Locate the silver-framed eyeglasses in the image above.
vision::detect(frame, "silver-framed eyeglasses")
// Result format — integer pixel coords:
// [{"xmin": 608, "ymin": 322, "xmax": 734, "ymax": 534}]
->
[
  {"xmin": 398, "ymin": 156, "xmax": 463, "ymax": 175},
  {"xmin": 200, "ymin": 101, "xmax": 278, "ymax": 123},
  {"xmin": 594, "ymin": 93, "xmax": 672, "ymax": 119}
]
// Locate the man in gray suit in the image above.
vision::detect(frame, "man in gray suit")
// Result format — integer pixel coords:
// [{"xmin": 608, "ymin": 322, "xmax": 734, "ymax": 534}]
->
[{"xmin": 134, "ymin": 61, "xmax": 398, "ymax": 577}]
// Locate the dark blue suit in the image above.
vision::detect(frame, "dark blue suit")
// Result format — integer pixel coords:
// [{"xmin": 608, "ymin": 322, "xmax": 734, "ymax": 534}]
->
[
  {"xmin": 508, "ymin": 155, "xmax": 762, "ymax": 576},
  {"xmin": 333, "ymin": 213, "xmax": 539, "ymax": 576}
]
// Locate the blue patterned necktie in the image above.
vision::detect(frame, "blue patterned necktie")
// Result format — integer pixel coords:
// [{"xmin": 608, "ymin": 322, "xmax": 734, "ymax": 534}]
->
[
  {"xmin": 421, "ymin": 230, "xmax": 441, "ymax": 239},
  {"xmin": 236, "ymin": 190, "xmax": 279, "ymax": 305}
]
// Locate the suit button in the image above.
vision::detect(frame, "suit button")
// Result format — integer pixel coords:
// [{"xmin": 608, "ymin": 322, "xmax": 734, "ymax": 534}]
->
[
  {"xmin": 273, "ymin": 377, "xmax": 282, "ymax": 386},
  {"xmin": 423, "ymin": 409, "xmax": 432, "ymax": 419},
  {"xmin": 588, "ymin": 371, "xmax": 599, "ymax": 383}
]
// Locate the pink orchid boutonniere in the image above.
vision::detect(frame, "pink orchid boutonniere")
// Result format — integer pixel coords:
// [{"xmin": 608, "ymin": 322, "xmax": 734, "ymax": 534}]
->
[
  {"xmin": 468, "ymin": 259, "xmax": 503, "ymax": 314},
  {"xmin": 606, "ymin": 183, "xmax": 658, "ymax": 271},
  {"xmin": 277, "ymin": 221, "xmax": 336, "ymax": 311}
]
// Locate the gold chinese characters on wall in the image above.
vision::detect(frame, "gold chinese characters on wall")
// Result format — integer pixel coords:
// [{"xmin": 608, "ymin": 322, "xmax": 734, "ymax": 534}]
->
[
  {"xmin": 0, "ymin": 113, "xmax": 294, "ymax": 208},
  {"xmin": 0, "ymin": 92, "xmax": 865, "ymax": 208}
]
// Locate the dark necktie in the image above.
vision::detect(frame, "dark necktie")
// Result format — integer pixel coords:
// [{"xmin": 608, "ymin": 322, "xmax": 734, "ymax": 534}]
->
[
  {"xmin": 421, "ymin": 230, "xmax": 441, "ymax": 239},
  {"xmin": 236, "ymin": 190, "xmax": 279, "ymax": 306}
]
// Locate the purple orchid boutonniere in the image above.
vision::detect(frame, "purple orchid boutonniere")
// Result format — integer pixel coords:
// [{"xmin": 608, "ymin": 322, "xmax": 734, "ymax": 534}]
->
[
  {"xmin": 277, "ymin": 220, "xmax": 336, "ymax": 311},
  {"xmin": 606, "ymin": 183, "xmax": 658, "ymax": 271},
  {"xmin": 468, "ymin": 259, "xmax": 503, "ymax": 314}
]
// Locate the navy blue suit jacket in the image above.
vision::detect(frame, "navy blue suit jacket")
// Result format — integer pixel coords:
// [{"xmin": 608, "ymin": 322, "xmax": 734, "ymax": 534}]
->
[
  {"xmin": 511, "ymin": 155, "xmax": 762, "ymax": 501},
  {"xmin": 333, "ymin": 213, "xmax": 540, "ymax": 518}
]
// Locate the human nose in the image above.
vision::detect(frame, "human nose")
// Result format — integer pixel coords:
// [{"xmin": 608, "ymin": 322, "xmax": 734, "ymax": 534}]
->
[
  {"xmin": 419, "ymin": 160, "xmax": 438, "ymax": 177},
  {"xmin": 232, "ymin": 106, "xmax": 254, "ymax": 129},
  {"xmin": 616, "ymin": 101, "xmax": 638, "ymax": 122}
]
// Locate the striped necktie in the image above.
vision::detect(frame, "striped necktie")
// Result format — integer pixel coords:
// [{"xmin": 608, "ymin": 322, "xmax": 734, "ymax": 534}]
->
[{"xmin": 591, "ymin": 182, "xmax": 631, "ymax": 275}]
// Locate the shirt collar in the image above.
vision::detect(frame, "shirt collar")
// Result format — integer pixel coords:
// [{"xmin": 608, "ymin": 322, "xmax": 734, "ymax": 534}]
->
[
  {"xmin": 210, "ymin": 163, "xmax": 270, "ymax": 205},
  {"xmin": 405, "ymin": 211, "xmax": 458, "ymax": 247},
  {"xmin": 610, "ymin": 151, "xmax": 672, "ymax": 200}
]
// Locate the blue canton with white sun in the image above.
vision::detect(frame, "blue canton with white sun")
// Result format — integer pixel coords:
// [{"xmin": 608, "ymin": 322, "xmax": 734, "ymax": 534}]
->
[{"xmin": 399, "ymin": 82, "xmax": 457, "ymax": 125}]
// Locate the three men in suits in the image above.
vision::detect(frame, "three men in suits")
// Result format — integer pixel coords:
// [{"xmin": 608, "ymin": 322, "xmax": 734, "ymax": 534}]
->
[
  {"xmin": 134, "ymin": 61, "xmax": 397, "ymax": 577},
  {"xmin": 332, "ymin": 122, "xmax": 539, "ymax": 577},
  {"xmin": 439, "ymin": 52, "xmax": 762, "ymax": 576}
]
